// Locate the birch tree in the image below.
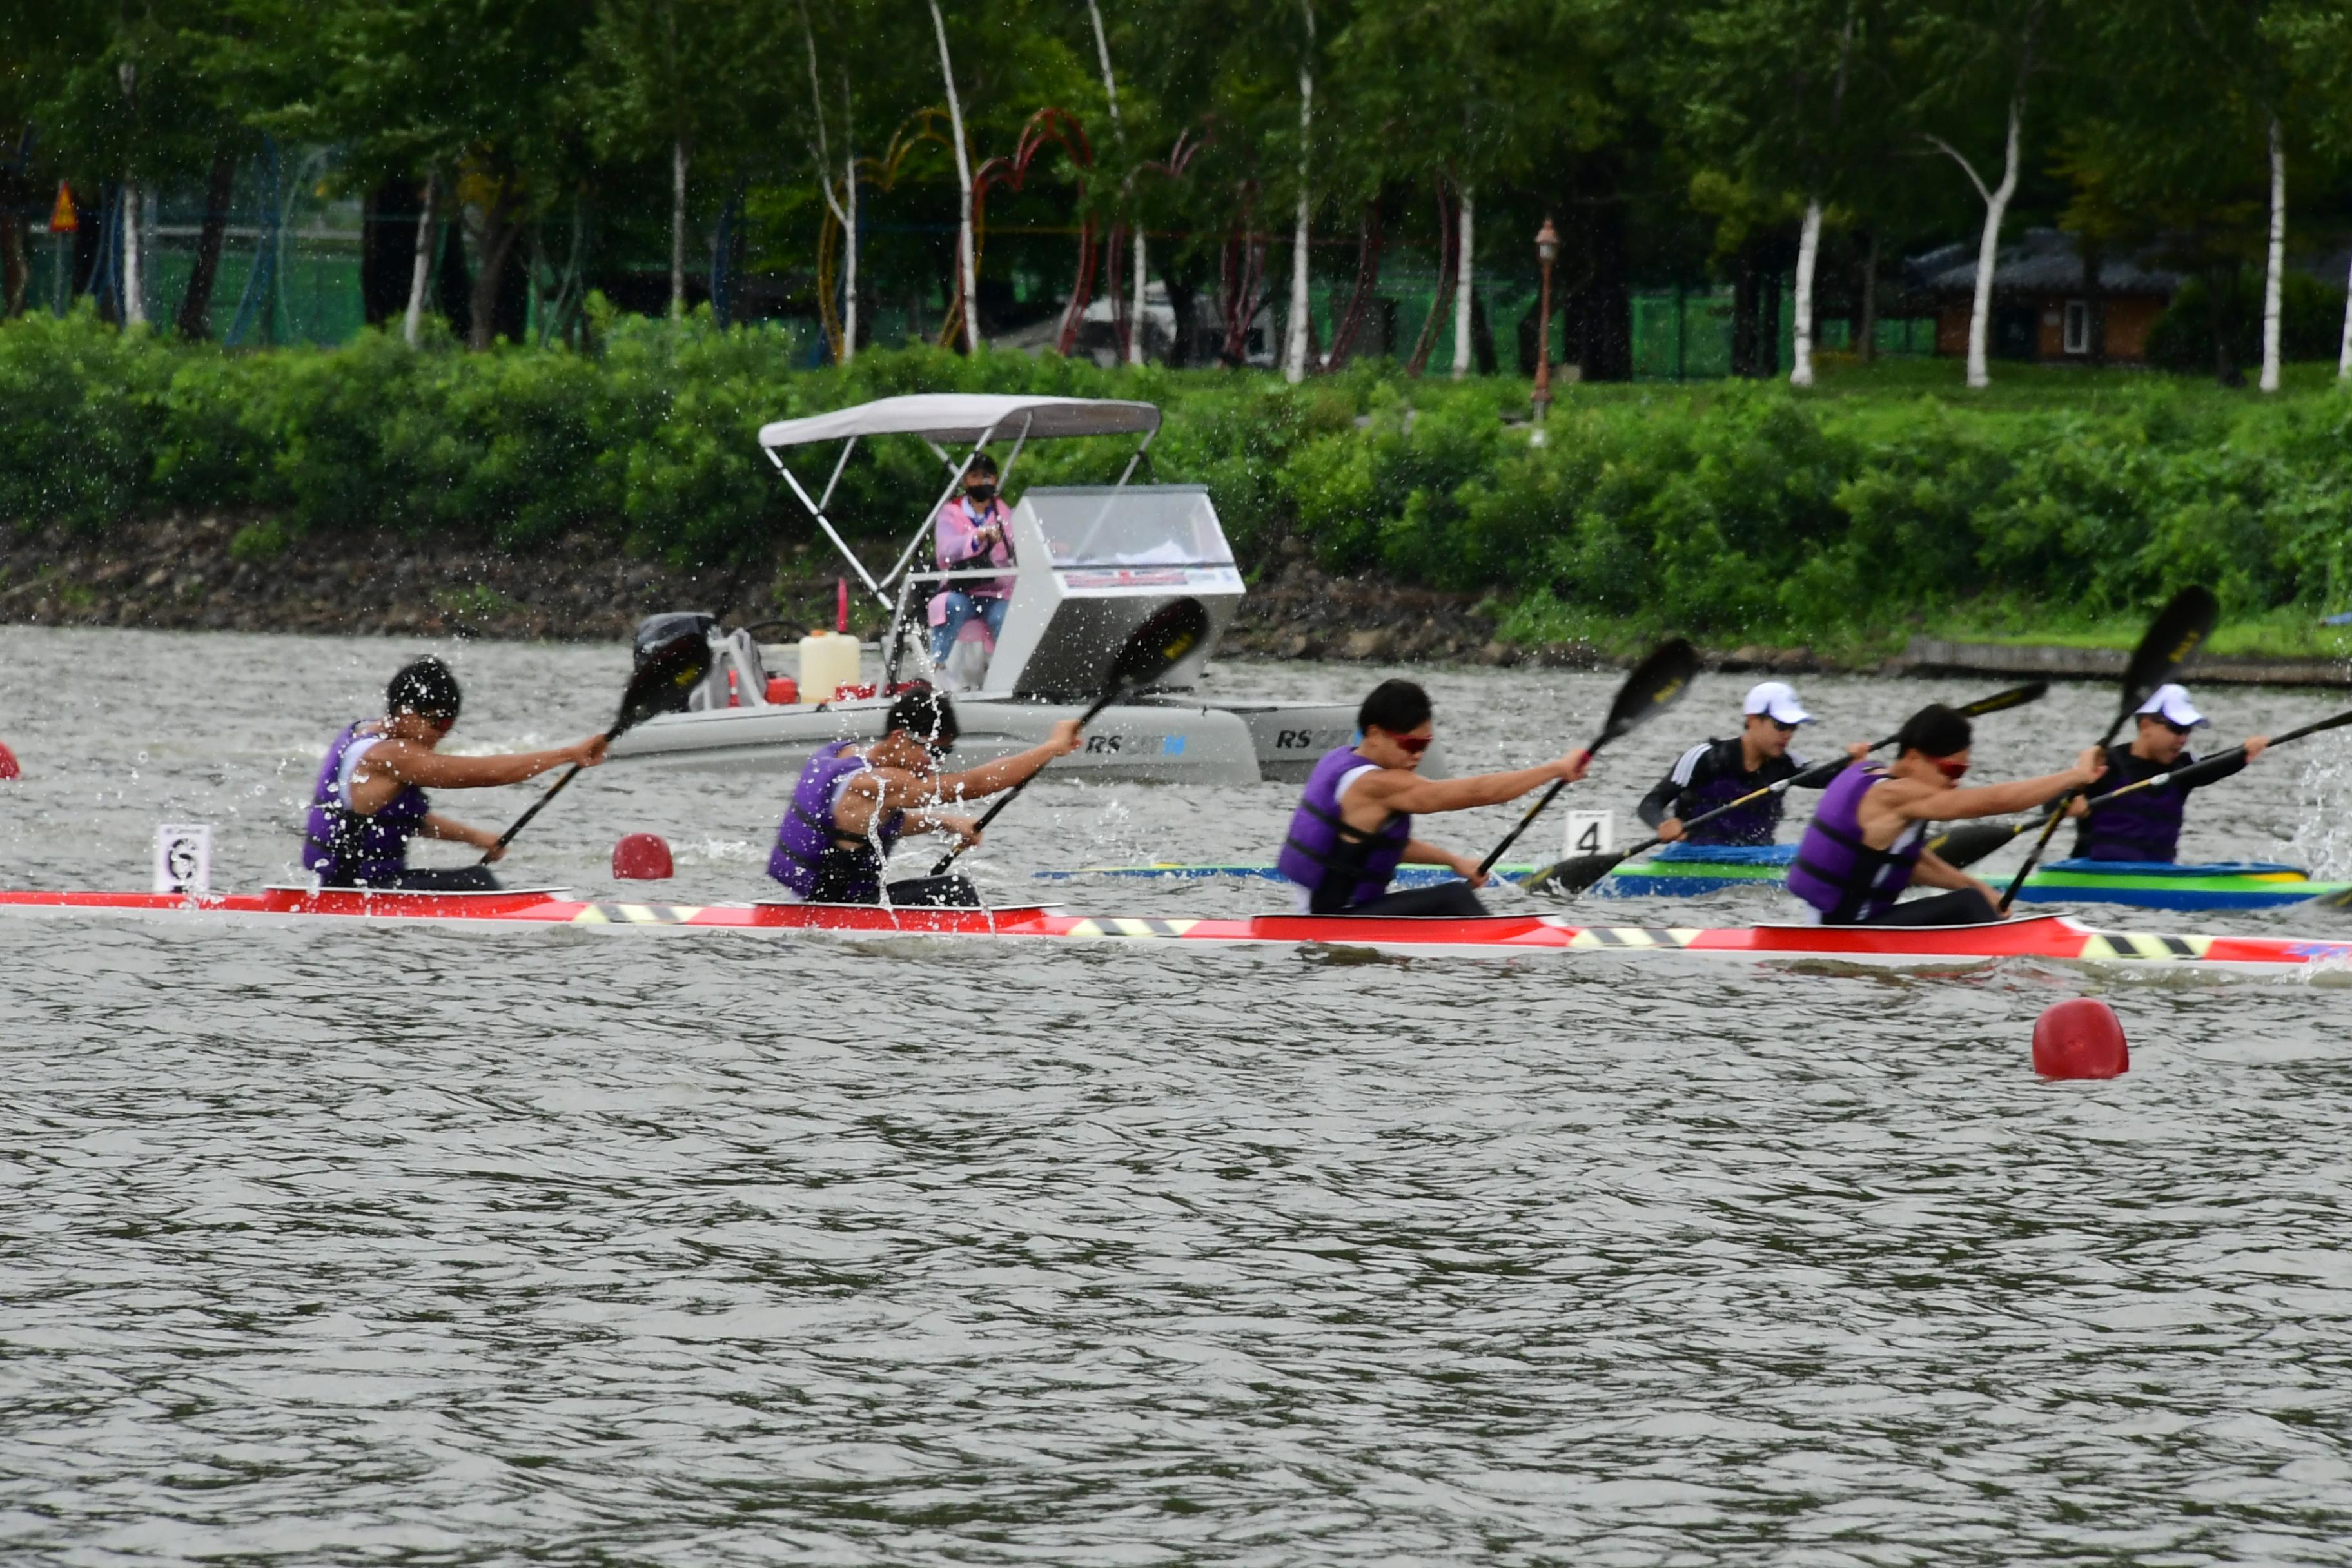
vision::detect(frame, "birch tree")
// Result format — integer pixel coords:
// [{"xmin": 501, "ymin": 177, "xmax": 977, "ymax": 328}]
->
[
  {"xmin": 1282, "ymin": 0, "xmax": 1317, "ymax": 384},
  {"xmin": 927, "ymin": 0, "xmax": 980, "ymax": 352},
  {"xmin": 1678, "ymin": 0, "xmax": 1883, "ymax": 387},
  {"xmin": 2275, "ymin": 0, "xmax": 2352, "ymax": 380},
  {"xmin": 1085, "ymin": 0, "xmax": 1148, "ymax": 366},
  {"xmin": 798, "ymin": 0, "xmax": 859, "ymax": 362},
  {"xmin": 1911, "ymin": 0, "xmax": 2046, "ymax": 389}
]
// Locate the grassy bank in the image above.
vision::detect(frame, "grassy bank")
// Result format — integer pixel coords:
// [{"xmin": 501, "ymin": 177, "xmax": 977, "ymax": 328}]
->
[{"xmin": 6, "ymin": 304, "xmax": 2352, "ymax": 654}]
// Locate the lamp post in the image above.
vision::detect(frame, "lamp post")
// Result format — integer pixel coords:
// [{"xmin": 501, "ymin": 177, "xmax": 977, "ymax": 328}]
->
[{"xmin": 1532, "ymin": 217, "xmax": 1560, "ymax": 429}]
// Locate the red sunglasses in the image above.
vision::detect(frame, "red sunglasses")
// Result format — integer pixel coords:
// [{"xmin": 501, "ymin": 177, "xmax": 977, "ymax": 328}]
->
[
  {"xmin": 1934, "ymin": 758, "xmax": 1970, "ymax": 781},
  {"xmin": 1390, "ymin": 735, "xmax": 1433, "ymax": 755}
]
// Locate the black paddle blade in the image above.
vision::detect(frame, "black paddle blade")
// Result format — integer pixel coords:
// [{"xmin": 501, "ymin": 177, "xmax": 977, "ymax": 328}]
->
[
  {"xmin": 1523, "ymin": 850, "xmax": 1628, "ymax": 897},
  {"xmin": 1929, "ymin": 818, "xmax": 2036, "ymax": 870},
  {"xmin": 2120, "ymin": 586, "xmax": 2218, "ymax": 721},
  {"xmin": 613, "ymin": 632, "xmax": 712, "ymax": 738},
  {"xmin": 1596, "ymin": 637, "xmax": 1701, "ymax": 750},
  {"xmin": 1113, "ymin": 598, "xmax": 1212, "ymax": 690},
  {"xmin": 1957, "ymin": 680, "xmax": 2048, "ymax": 720}
]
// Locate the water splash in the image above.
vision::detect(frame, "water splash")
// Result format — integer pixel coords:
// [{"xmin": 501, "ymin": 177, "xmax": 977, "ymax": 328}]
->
[{"xmin": 2287, "ymin": 732, "xmax": 2352, "ymax": 879}]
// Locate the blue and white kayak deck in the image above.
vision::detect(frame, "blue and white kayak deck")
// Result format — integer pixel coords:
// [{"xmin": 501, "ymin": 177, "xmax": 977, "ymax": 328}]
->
[{"xmin": 1038, "ymin": 844, "xmax": 2350, "ymax": 912}]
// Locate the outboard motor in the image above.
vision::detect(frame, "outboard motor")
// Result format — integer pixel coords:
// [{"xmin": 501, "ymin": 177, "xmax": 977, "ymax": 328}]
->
[{"xmin": 634, "ymin": 611, "xmax": 716, "ymax": 671}]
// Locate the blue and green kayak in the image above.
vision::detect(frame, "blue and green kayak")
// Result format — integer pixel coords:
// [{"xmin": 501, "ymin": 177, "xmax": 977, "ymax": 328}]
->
[{"xmin": 1039, "ymin": 843, "xmax": 2348, "ymax": 912}]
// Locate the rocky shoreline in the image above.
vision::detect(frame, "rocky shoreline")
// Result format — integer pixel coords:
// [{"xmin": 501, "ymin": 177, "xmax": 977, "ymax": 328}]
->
[
  {"xmin": 0, "ymin": 513, "xmax": 1748, "ymax": 671},
  {"xmin": 5, "ymin": 514, "xmax": 2343, "ymax": 687}
]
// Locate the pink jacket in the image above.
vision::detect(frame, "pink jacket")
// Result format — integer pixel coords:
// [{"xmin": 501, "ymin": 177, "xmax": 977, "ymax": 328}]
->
[{"xmin": 928, "ymin": 495, "xmax": 1015, "ymax": 624}]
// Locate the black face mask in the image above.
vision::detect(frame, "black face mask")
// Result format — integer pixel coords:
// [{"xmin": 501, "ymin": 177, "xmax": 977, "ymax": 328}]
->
[{"xmin": 965, "ymin": 484, "xmax": 997, "ymax": 505}]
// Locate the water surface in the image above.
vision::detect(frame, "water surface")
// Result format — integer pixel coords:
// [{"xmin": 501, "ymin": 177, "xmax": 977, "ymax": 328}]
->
[{"xmin": 5, "ymin": 627, "xmax": 2351, "ymax": 1564}]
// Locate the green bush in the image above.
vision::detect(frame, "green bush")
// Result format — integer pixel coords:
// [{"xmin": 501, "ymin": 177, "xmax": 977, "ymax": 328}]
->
[{"xmin": 6, "ymin": 305, "xmax": 2352, "ymax": 646}]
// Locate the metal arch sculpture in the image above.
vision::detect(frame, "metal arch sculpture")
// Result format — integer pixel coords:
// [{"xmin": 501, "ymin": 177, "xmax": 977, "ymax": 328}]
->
[{"xmin": 970, "ymin": 106, "xmax": 1097, "ymax": 355}]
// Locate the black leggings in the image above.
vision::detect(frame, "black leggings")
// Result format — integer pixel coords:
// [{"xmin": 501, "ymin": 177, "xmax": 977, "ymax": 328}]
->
[
  {"xmin": 1845, "ymin": 887, "xmax": 2002, "ymax": 927},
  {"xmin": 328, "ymin": 865, "xmax": 504, "ymax": 893},
  {"xmin": 1317, "ymin": 881, "xmax": 1490, "ymax": 918}
]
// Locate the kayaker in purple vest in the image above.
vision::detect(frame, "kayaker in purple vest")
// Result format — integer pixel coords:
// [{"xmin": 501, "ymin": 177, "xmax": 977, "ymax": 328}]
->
[
  {"xmin": 1639, "ymin": 681, "xmax": 1870, "ymax": 847},
  {"xmin": 928, "ymin": 454, "xmax": 1016, "ymax": 669},
  {"xmin": 301, "ymin": 657, "xmax": 609, "ymax": 892},
  {"xmin": 2062, "ymin": 684, "xmax": 2269, "ymax": 861},
  {"xmin": 1787, "ymin": 703, "xmax": 2106, "ymax": 926},
  {"xmin": 1276, "ymin": 678, "xmax": 1590, "ymax": 917},
  {"xmin": 767, "ymin": 686, "xmax": 1081, "ymax": 907}
]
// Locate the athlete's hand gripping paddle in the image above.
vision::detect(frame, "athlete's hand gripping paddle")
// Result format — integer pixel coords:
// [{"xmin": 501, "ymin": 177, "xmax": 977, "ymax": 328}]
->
[
  {"xmin": 1472, "ymin": 638, "xmax": 1701, "ymax": 881},
  {"xmin": 926, "ymin": 598, "xmax": 1211, "ymax": 877},
  {"xmin": 1522, "ymin": 680, "xmax": 2050, "ymax": 897},
  {"xmin": 1995, "ymin": 585, "xmax": 2217, "ymax": 914},
  {"xmin": 480, "ymin": 629, "xmax": 712, "ymax": 862},
  {"xmin": 1934, "ymin": 703, "xmax": 2352, "ymax": 870}
]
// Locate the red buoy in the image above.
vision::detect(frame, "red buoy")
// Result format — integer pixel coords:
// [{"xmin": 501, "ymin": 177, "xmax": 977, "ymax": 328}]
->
[
  {"xmin": 612, "ymin": 832, "xmax": 674, "ymax": 881},
  {"xmin": 0, "ymin": 741, "xmax": 17, "ymax": 781},
  {"xmin": 2033, "ymin": 997, "xmax": 2128, "ymax": 1079}
]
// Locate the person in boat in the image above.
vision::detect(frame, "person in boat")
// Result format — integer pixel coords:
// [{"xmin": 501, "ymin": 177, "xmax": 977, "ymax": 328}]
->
[
  {"xmin": 1787, "ymin": 702, "xmax": 2106, "ymax": 926},
  {"xmin": 1277, "ymin": 678, "xmax": 1590, "ymax": 917},
  {"xmin": 2063, "ymin": 684, "xmax": 2269, "ymax": 862},
  {"xmin": 929, "ymin": 453, "xmax": 1015, "ymax": 678},
  {"xmin": 302, "ymin": 656, "xmax": 608, "ymax": 892},
  {"xmin": 1640, "ymin": 681, "xmax": 1868, "ymax": 847},
  {"xmin": 769, "ymin": 685, "xmax": 1081, "ymax": 907}
]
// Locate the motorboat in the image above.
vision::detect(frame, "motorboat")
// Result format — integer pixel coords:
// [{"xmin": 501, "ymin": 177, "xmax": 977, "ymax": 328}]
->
[{"xmin": 605, "ymin": 393, "xmax": 1404, "ymax": 783}]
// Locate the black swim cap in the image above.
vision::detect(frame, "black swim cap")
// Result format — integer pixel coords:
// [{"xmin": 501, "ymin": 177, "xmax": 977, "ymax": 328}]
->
[
  {"xmin": 387, "ymin": 656, "xmax": 462, "ymax": 721},
  {"xmin": 887, "ymin": 685, "xmax": 959, "ymax": 750},
  {"xmin": 1358, "ymin": 678, "xmax": 1433, "ymax": 736},
  {"xmin": 1896, "ymin": 703, "xmax": 1972, "ymax": 759}
]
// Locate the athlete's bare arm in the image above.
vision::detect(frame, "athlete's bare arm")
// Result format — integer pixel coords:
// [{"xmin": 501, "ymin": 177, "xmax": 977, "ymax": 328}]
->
[
  {"xmin": 1397, "ymin": 836, "xmax": 1490, "ymax": 888},
  {"xmin": 1344, "ymin": 752, "xmax": 1588, "ymax": 828},
  {"xmin": 351, "ymin": 736, "xmax": 605, "ymax": 812}
]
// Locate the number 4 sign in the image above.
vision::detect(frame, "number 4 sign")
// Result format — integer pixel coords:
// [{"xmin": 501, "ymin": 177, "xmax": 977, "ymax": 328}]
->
[{"xmin": 1562, "ymin": 810, "xmax": 1613, "ymax": 858}]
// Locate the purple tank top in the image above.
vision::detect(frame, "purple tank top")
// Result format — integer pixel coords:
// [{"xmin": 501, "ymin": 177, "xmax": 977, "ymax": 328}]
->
[
  {"xmin": 1787, "ymin": 766, "xmax": 1922, "ymax": 923},
  {"xmin": 302, "ymin": 722, "xmax": 431, "ymax": 886},
  {"xmin": 768, "ymin": 740, "xmax": 905, "ymax": 899},
  {"xmin": 1276, "ymin": 746, "xmax": 1411, "ymax": 909}
]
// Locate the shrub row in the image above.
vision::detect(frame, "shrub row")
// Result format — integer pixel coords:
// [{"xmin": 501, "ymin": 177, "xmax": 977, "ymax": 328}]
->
[{"xmin": 7, "ymin": 304, "xmax": 2352, "ymax": 643}]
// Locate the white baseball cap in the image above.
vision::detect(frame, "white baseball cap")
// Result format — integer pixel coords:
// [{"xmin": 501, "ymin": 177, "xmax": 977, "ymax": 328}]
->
[
  {"xmin": 2136, "ymin": 683, "xmax": 2208, "ymax": 729},
  {"xmin": 1743, "ymin": 681, "xmax": 1812, "ymax": 725}
]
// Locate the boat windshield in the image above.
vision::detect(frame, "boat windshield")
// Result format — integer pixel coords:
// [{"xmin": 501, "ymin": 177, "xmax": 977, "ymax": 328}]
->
[{"xmin": 1028, "ymin": 487, "xmax": 1235, "ymax": 568}]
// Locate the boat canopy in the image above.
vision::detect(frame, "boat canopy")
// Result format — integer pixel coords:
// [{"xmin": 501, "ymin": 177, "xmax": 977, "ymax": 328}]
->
[{"xmin": 757, "ymin": 394, "xmax": 1161, "ymax": 451}]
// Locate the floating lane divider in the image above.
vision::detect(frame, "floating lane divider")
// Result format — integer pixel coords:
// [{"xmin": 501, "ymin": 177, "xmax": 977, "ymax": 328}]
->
[{"xmin": 0, "ymin": 886, "xmax": 2347, "ymax": 974}]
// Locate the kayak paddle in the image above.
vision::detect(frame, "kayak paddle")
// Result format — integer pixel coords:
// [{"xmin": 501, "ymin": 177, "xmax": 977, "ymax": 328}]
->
[
  {"xmin": 1522, "ymin": 680, "xmax": 2050, "ymax": 897},
  {"xmin": 1995, "ymin": 586, "xmax": 2217, "ymax": 914},
  {"xmin": 1473, "ymin": 638, "xmax": 1700, "ymax": 880},
  {"xmin": 480, "ymin": 628, "xmax": 713, "ymax": 861},
  {"xmin": 928, "ymin": 597, "xmax": 1211, "ymax": 877},
  {"xmin": 1936, "ymin": 703, "xmax": 2352, "ymax": 870}
]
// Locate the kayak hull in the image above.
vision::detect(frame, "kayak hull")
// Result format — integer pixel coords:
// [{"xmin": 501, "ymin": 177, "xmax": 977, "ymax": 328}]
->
[
  {"xmin": 2, "ymin": 888, "xmax": 2347, "ymax": 973},
  {"xmin": 1044, "ymin": 849, "xmax": 2352, "ymax": 912}
]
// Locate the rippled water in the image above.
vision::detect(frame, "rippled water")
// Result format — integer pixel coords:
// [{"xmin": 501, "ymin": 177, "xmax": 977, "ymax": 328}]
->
[{"xmin": 7, "ymin": 626, "xmax": 2352, "ymax": 1564}]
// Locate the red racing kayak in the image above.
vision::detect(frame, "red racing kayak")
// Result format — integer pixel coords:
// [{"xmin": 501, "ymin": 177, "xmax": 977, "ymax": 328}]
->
[{"xmin": 1, "ymin": 885, "xmax": 2348, "ymax": 973}]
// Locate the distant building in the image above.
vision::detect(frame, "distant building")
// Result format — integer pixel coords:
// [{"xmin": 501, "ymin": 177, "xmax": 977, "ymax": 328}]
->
[{"xmin": 1906, "ymin": 230, "xmax": 2183, "ymax": 364}]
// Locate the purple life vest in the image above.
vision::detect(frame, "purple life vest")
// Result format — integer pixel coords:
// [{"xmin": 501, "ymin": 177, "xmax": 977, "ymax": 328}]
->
[
  {"xmin": 1276, "ymin": 746, "xmax": 1411, "ymax": 910},
  {"xmin": 768, "ymin": 739, "xmax": 905, "ymax": 901},
  {"xmin": 2072, "ymin": 743, "xmax": 2191, "ymax": 862},
  {"xmin": 302, "ymin": 721, "xmax": 431, "ymax": 887},
  {"xmin": 1787, "ymin": 765, "xmax": 1923, "ymax": 923}
]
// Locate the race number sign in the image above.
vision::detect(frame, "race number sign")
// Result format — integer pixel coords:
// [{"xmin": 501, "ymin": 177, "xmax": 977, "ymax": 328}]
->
[
  {"xmin": 153, "ymin": 823, "xmax": 213, "ymax": 895},
  {"xmin": 1562, "ymin": 810, "xmax": 1614, "ymax": 859}
]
